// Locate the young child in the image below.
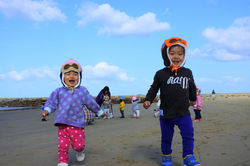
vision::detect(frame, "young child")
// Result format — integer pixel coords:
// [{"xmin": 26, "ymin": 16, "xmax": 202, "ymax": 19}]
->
[
  {"xmin": 193, "ymin": 87, "xmax": 202, "ymax": 122},
  {"xmin": 143, "ymin": 37, "xmax": 200, "ymax": 166},
  {"xmin": 211, "ymin": 89, "xmax": 216, "ymax": 99},
  {"xmin": 131, "ymin": 95, "xmax": 141, "ymax": 119},
  {"xmin": 40, "ymin": 101, "xmax": 47, "ymax": 121},
  {"xmin": 154, "ymin": 99, "xmax": 163, "ymax": 118},
  {"xmin": 102, "ymin": 95, "xmax": 113, "ymax": 119},
  {"xmin": 41, "ymin": 59, "xmax": 104, "ymax": 166},
  {"xmin": 119, "ymin": 96, "xmax": 125, "ymax": 118}
]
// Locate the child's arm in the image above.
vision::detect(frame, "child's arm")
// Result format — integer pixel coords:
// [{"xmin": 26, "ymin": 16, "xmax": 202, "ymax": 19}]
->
[
  {"xmin": 188, "ymin": 70, "xmax": 197, "ymax": 104},
  {"xmin": 84, "ymin": 89, "xmax": 104, "ymax": 116},
  {"xmin": 41, "ymin": 89, "xmax": 59, "ymax": 117},
  {"xmin": 144, "ymin": 73, "xmax": 160, "ymax": 109},
  {"xmin": 197, "ymin": 96, "xmax": 202, "ymax": 109}
]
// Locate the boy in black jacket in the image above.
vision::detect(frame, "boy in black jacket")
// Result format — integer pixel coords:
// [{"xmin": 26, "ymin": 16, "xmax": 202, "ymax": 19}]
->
[{"xmin": 144, "ymin": 37, "xmax": 200, "ymax": 166}]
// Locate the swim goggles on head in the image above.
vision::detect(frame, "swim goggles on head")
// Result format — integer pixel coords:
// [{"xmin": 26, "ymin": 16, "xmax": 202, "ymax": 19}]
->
[
  {"xmin": 161, "ymin": 37, "xmax": 187, "ymax": 51},
  {"xmin": 61, "ymin": 62, "xmax": 82, "ymax": 73}
]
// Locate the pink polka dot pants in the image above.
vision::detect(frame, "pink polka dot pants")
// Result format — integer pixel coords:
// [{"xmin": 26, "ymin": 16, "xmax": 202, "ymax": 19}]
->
[{"xmin": 58, "ymin": 125, "xmax": 85, "ymax": 164}]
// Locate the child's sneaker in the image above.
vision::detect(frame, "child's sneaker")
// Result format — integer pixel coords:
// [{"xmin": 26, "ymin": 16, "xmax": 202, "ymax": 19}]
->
[
  {"xmin": 58, "ymin": 163, "xmax": 68, "ymax": 166},
  {"xmin": 76, "ymin": 149, "xmax": 85, "ymax": 162},
  {"xmin": 162, "ymin": 154, "xmax": 173, "ymax": 166},
  {"xmin": 41, "ymin": 117, "xmax": 47, "ymax": 121},
  {"xmin": 183, "ymin": 154, "xmax": 200, "ymax": 166},
  {"xmin": 154, "ymin": 111, "xmax": 160, "ymax": 118}
]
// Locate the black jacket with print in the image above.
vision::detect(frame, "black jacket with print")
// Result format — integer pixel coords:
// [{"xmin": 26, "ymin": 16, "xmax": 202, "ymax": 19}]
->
[{"xmin": 145, "ymin": 67, "xmax": 197, "ymax": 119}]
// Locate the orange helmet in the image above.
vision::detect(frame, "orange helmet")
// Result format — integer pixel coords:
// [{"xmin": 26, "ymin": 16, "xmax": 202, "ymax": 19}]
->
[{"xmin": 161, "ymin": 37, "xmax": 187, "ymax": 67}]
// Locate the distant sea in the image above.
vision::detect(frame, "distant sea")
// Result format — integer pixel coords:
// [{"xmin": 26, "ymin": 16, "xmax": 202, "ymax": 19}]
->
[{"xmin": 0, "ymin": 106, "xmax": 40, "ymax": 111}]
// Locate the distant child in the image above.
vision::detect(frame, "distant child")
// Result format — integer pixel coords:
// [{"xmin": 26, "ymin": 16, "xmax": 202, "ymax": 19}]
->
[
  {"xmin": 144, "ymin": 37, "xmax": 200, "ymax": 166},
  {"xmin": 193, "ymin": 87, "xmax": 202, "ymax": 122},
  {"xmin": 131, "ymin": 95, "xmax": 141, "ymax": 119},
  {"xmin": 211, "ymin": 89, "xmax": 216, "ymax": 99},
  {"xmin": 41, "ymin": 59, "xmax": 104, "ymax": 166},
  {"xmin": 102, "ymin": 95, "xmax": 113, "ymax": 119},
  {"xmin": 120, "ymin": 96, "xmax": 125, "ymax": 118},
  {"xmin": 154, "ymin": 99, "xmax": 163, "ymax": 118},
  {"xmin": 40, "ymin": 102, "xmax": 47, "ymax": 121}
]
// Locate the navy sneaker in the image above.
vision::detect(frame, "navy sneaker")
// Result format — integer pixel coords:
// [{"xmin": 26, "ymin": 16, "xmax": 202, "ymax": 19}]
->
[
  {"xmin": 183, "ymin": 154, "xmax": 200, "ymax": 166},
  {"xmin": 162, "ymin": 154, "xmax": 172, "ymax": 166},
  {"xmin": 41, "ymin": 117, "xmax": 47, "ymax": 121}
]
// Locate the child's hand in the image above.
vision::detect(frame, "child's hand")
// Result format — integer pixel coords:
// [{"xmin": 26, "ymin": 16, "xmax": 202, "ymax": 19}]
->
[
  {"xmin": 97, "ymin": 109, "xmax": 106, "ymax": 118},
  {"xmin": 101, "ymin": 113, "xmax": 106, "ymax": 118},
  {"xmin": 189, "ymin": 101, "xmax": 196, "ymax": 106},
  {"xmin": 143, "ymin": 101, "xmax": 151, "ymax": 109},
  {"xmin": 154, "ymin": 111, "xmax": 160, "ymax": 118},
  {"xmin": 41, "ymin": 110, "xmax": 49, "ymax": 117}
]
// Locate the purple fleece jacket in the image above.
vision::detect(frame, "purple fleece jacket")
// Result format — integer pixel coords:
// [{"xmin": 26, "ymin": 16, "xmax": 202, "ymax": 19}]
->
[{"xmin": 44, "ymin": 86, "xmax": 101, "ymax": 128}]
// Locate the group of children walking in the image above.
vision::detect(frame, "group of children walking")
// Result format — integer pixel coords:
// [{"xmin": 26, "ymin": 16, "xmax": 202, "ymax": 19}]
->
[
  {"xmin": 41, "ymin": 36, "xmax": 202, "ymax": 166},
  {"xmin": 119, "ymin": 95, "xmax": 141, "ymax": 119}
]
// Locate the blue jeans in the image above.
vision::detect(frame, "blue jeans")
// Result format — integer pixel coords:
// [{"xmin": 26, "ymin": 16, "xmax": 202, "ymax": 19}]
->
[{"xmin": 160, "ymin": 115, "xmax": 194, "ymax": 157}]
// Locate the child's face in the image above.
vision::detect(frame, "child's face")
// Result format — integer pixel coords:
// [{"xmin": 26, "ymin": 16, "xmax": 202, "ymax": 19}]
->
[
  {"xmin": 64, "ymin": 71, "xmax": 79, "ymax": 88},
  {"xmin": 168, "ymin": 45, "xmax": 185, "ymax": 67},
  {"xmin": 104, "ymin": 96, "xmax": 109, "ymax": 102},
  {"xmin": 196, "ymin": 89, "xmax": 200, "ymax": 95}
]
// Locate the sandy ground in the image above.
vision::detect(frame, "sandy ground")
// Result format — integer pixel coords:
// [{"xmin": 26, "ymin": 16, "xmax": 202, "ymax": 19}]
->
[{"xmin": 0, "ymin": 96, "xmax": 250, "ymax": 166}]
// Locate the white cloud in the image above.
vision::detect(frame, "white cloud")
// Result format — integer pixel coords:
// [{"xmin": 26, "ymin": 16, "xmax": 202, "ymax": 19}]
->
[
  {"xmin": 201, "ymin": 16, "xmax": 250, "ymax": 61},
  {"xmin": 0, "ymin": 66, "xmax": 58, "ymax": 81},
  {"xmin": 0, "ymin": 0, "xmax": 66, "ymax": 22},
  {"xmin": 197, "ymin": 76, "xmax": 244, "ymax": 84},
  {"xmin": 83, "ymin": 62, "xmax": 135, "ymax": 81},
  {"xmin": 0, "ymin": 62, "xmax": 135, "ymax": 82},
  {"xmin": 77, "ymin": 2, "xmax": 170, "ymax": 36},
  {"xmin": 222, "ymin": 76, "xmax": 244, "ymax": 83},
  {"xmin": 187, "ymin": 48, "xmax": 202, "ymax": 56},
  {"xmin": 197, "ymin": 77, "xmax": 219, "ymax": 83}
]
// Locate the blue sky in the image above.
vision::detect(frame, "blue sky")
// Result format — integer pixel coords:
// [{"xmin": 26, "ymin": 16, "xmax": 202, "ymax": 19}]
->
[{"xmin": 0, "ymin": 0, "xmax": 250, "ymax": 98}]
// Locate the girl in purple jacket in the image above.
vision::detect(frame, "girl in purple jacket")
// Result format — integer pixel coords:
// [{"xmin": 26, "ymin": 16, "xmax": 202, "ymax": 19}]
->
[{"xmin": 41, "ymin": 59, "xmax": 104, "ymax": 166}]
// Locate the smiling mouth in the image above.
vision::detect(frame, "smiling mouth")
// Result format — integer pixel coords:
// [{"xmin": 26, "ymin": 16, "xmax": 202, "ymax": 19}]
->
[
  {"xmin": 69, "ymin": 80, "xmax": 75, "ymax": 84},
  {"xmin": 172, "ymin": 60, "xmax": 180, "ymax": 64}
]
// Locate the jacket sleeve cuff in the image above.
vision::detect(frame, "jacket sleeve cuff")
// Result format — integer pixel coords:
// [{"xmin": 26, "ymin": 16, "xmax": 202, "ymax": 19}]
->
[
  {"xmin": 44, "ymin": 107, "xmax": 51, "ymax": 114},
  {"xmin": 97, "ymin": 109, "xmax": 104, "ymax": 117}
]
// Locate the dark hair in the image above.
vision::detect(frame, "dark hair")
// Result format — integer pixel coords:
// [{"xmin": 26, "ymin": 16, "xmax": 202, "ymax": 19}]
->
[{"xmin": 103, "ymin": 86, "xmax": 109, "ymax": 92}]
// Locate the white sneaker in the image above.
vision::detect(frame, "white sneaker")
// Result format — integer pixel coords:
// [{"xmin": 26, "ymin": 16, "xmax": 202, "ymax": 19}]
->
[
  {"xmin": 58, "ymin": 163, "xmax": 68, "ymax": 166},
  {"xmin": 76, "ymin": 149, "xmax": 85, "ymax": 162}
]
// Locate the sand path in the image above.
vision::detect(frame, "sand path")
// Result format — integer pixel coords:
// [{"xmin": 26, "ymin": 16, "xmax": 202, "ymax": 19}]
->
[{"xmin": 0, "ymin": 98, "xmax": 250, "ymax": 166}]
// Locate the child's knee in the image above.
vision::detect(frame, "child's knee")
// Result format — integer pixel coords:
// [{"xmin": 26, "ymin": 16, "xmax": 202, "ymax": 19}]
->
[{"xmin": 73, "ymin": 143, "xmax": 85, "ymax": 152}]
